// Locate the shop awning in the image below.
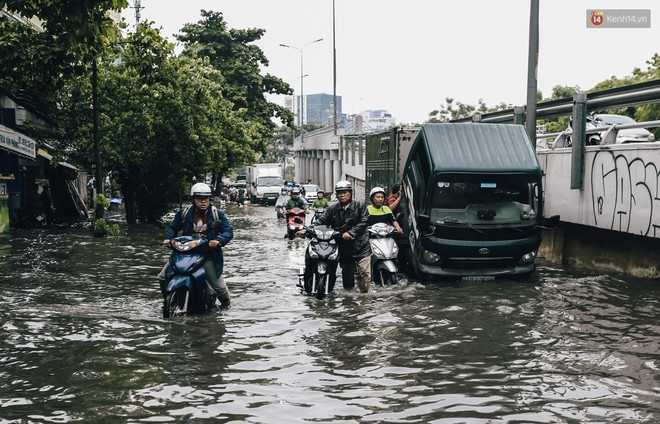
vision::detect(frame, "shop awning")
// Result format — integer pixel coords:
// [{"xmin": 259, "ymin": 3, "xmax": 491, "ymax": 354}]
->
[
  {"xmin": 0, "ymin": 124, "xmax": 36, "ymax": 160},
  {"xmin": 38, "ymin": 149, "xmax": 80, "ymax": 171}
]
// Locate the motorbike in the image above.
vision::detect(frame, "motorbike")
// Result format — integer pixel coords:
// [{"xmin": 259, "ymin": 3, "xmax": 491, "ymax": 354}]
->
[
  {"xmin": 566, "ymin": 112, "xmax": 603, "ymax": 147},
  {"xmin": 285, "ymin": 207, "xmax": 307, "ymax": 240},
  {"xmin": 228, "ymin": 190, "xmax": 238, "ymax": 204},
  {"xmin": 162, "ymin": 225, "xmax": 222, "ymax": 318},
  {"xmin": 298, "ymin": 225, "xmax": 341, "ymax": 299},
  {"xmin": 275, "ymin": 190, "xmax": 289, "ymax": 219},
  {"xmin": 310, "ymin": 207, "xmax": 326, "ymax": 225},
  {"xmin": 368, "ymin": 222, "xmax": 399, "ymax": 286}
]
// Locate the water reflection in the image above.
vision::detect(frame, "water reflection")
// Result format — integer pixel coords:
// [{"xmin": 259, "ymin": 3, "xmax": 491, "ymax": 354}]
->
[{"xmin": 0, "ymin": 203, "xmax": 658, "ymax": 422}]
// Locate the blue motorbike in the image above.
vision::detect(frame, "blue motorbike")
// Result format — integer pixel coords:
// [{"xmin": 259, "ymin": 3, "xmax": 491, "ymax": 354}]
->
[{"xmin": 162, "ymin": 235, "xmax": 218, "ymax": 319}]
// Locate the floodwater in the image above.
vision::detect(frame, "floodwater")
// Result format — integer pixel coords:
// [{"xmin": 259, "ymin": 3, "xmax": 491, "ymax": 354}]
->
[{"xmin": 0, "ymin": 203, "xmax": 659, "ymax": 423}]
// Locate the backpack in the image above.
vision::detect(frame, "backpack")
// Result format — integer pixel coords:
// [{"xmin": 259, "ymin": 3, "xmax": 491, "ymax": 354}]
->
[{"xmin": 180, "ymin": 204, "xmax": 221, "ymax": 225}]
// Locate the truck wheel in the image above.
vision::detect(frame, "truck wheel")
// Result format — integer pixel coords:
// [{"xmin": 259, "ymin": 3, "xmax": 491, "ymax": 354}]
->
[{"xmin": 411, "ymin": 257, "xmax": 429, "ymax": 283}]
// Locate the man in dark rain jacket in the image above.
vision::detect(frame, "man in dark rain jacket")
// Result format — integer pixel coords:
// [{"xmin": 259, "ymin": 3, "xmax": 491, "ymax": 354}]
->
[
  {"xmin": 158, "ymin": 183, "xmax": 233, "ymax": 307},
  {"xmin": 316, "ymin": 180, "xmax": 372, "ymax": 293}
]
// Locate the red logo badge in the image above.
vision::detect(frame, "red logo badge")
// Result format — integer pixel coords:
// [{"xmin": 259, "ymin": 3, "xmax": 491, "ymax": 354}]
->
[{"xmin": 591, "ymin": 11, "xmax": 604, "ymax": 26}]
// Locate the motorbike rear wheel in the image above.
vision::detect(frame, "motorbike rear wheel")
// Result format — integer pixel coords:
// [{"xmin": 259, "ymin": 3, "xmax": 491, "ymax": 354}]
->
[
  {"xmin": 315, "ymin": 273, "xmax": 327, "ymax": 300},
  {"xmin": 163, "ymin": 288, "xmax": 189, "ymax": 319}
]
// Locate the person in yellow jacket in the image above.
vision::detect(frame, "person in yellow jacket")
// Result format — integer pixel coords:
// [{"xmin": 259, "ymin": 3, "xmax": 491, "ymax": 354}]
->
[{"xmin": 366, "ymin": 187, "xmax": 403, "ymax": 234}]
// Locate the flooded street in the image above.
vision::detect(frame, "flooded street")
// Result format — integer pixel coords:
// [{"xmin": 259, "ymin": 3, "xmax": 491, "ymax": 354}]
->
[{"xmin": 1, "ymin": 202, "xmax": 659, "ymax": 423}]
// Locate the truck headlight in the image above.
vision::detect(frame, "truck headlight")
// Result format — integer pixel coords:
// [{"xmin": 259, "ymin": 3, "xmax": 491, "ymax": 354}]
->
[
  {"xmin": 519, "ymin": 251, "xmax": 536, "ymax": 264},
  {"xmin": 421, "ymin": 248, "xmax": 440, "ymax": 264}
]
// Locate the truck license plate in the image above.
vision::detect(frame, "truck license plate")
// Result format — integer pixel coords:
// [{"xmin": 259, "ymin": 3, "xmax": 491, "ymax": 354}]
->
[{"xmin": 461, "ymin": 276, "xmax": 495, "ymax": 282}]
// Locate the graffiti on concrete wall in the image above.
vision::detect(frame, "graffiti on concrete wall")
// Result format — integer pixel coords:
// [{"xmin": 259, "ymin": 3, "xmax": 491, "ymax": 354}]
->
[{"xmin": 591, "ymin": 150, "xmax": 660, "ymax": 237}]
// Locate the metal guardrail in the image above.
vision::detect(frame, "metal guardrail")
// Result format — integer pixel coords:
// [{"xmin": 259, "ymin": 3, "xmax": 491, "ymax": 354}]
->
[
  {"xmin": 453, "ymin": 79, "xmax": 660, "ymax": 124},
  {"xmin": 536, "ymin": 120, "xmax": 660, "ymax": 149}
]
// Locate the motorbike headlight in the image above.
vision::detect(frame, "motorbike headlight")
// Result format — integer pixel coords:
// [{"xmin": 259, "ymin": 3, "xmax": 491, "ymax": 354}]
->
[
  {"xmin": 172, "ymin": 239, "xmax": 201, "ymax": 252},
  {"xmin": 392, "ymin": 243, "xmax": 399, "ymax": 256},
  {"xmin": 329, "ymin": 249, "xmax": 339, "ymax": 261},
  {"xmin": 421, "ymin": 248, "xmax": 441, "ymax": 264},
  {"xmin": 308, "ymin": 247, "xmax": 319, "ymax": 259}
]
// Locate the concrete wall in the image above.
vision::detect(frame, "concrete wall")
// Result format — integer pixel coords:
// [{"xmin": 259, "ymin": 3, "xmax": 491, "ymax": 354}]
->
[{"xmin": 537, "ymin": 143, "xmax": 660, "ymax": 278}]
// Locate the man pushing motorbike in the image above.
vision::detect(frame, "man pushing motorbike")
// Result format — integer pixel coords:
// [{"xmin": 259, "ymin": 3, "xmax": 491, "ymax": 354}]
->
[
  {"xmin": 157, "ymin": 182, "xmax": 233, "ymax": 307},
  {"xmin": 314, "ymin": 181, "xmax": 372, "ymax": 293}
]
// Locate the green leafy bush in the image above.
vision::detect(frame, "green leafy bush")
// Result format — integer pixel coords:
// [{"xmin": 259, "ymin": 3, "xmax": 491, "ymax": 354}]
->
[
  {"xmin": 93, "ymin": 218, "xmax": 120, "ymax": 237},
  {"xmin": 94, "ymin": 194, "xmax": 110, "ymax": 209}
]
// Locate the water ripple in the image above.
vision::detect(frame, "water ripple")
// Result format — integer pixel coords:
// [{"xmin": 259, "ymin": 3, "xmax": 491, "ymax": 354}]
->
[{"xmin": 0, "ymin": 205, "xmax": 658, "ymax": 422}]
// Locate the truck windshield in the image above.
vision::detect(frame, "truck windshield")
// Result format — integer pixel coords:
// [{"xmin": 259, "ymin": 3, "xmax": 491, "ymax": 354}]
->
[
  {"xmin": 430, "ymin": 174, "xmax": 539, "ymax": 226},
  {"xmin": 258, "ymin": 177, "xmax": 283, "ymax": 186}
]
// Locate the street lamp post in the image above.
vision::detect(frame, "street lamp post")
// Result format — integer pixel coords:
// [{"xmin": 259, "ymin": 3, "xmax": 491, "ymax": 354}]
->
[{"xmin": 279, "ymin": 38, "xmax": 323, "ymax": 144}]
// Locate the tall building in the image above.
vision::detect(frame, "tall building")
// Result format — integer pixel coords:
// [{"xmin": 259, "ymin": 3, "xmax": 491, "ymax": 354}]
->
[
  {"xmin": 287, "ymin": 93, "xmax": 343, "ymax": 126},
  {"xmin": 360, "ymin": 109, "xmax": 396, "ymax": 131}
]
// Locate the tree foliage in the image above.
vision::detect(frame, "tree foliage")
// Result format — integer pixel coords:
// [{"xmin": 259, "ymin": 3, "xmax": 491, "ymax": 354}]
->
[
  {"xmin": 176, "ymin": 10, "xmax": 295, "ymax": 152},
  {"xmin": 539, "ymin": 55, "xmax": 660, "ymax": 135},
  {"xmin": 428, "ymin": 98, "xmax": 512, "ymax": 122},
  {"xmin": 0, "ymin": 0, "xmax": 127, "ymax": 124},
  {"xmin": 54, "ymin": 24, "xmax": 263, "ymax": 223}
]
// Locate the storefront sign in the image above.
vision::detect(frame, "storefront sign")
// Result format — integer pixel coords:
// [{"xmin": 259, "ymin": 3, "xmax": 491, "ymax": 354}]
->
[
  {"xmin": 0, "ymin": 124, "xmax": 36, "ymax": 159},
  {"xmin": 0, "ymin": 182, "xmax": 7, "ymax": 201}
]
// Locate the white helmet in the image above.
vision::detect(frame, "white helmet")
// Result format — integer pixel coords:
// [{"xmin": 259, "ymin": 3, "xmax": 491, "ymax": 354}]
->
[
  {"xmin": 369, "ymin": 186, "xmax": 386, "ymax": 199},
  {"xmin": 334, "ymin": 180, "xmax": 352, "ymax": 193},
  {"xmin": 190, "ymin": 182, "xmax": 212, "ymax": 197}
]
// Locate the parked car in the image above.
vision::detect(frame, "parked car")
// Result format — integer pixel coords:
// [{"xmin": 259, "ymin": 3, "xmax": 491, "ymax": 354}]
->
[
  {"xmin": 302, "ymin": 184, "xmax": 321, "ymax": 203},
  {"xmin": 596, "ymin": 114, "xmax": 655, "ymax": 144}
]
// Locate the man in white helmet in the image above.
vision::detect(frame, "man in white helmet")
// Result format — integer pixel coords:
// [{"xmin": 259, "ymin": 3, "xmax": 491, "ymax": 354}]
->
[
  {"xmin": 315, "ymin": 180, "xmax": 372, "ymax": 293},
  {"xmin": 157, "ymin": 182, "xmax": 233, "ymax": 307}
]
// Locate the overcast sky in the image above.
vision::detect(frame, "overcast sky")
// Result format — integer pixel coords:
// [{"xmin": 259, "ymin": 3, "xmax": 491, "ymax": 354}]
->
[{"xmin": 124, "ymin": 0, "xmax": 659, "ymax": 124}]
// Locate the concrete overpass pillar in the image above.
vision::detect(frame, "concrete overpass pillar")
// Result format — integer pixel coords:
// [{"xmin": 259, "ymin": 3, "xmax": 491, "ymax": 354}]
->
[
  {"xmin": 324, "ymin": 157, "xmax": 332, "ymax": 192},
  {"xmin": 294, "ymin": 155, "xmax": 300, "ymax": 183},
  {"xmin": 315, "ymin": 154, "xmax": 322, "ymax": 186}
]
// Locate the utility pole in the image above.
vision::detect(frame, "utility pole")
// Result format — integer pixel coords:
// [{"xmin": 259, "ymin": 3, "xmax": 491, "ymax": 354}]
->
[
  {"xmin": 279, "ymin": 38, "xmax": 323, "ymax": 144},
  {"xmin": 332, "ymin": 0, "xmax": 338, "ymax": 135},
  {"xmin": 132, "ymin": 0, "xmax": 144, "ymax": 27},
  {"xmin": 525, "ymin": 0, "xmax": 540, "ymax": 149}
]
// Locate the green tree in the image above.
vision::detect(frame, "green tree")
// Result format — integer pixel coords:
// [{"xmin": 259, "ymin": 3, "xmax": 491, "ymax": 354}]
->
[
  {"xmin": 0, "ymin": 0, "xmax": 127, "ymax": 125},
  {"xmin": 428, "ymin": 98, "xmax": 511, "ymax": 122},
  {"xmin": 55, "ymin": 24, "xmax": 253, "ymax": 223},
  {"xmin": 176, "ymin": 10, "xmax": 295, "ymax": 156}
]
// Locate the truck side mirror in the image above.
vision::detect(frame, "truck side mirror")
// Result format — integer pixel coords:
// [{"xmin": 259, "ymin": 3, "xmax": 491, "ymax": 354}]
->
[
  {"xmin": 537, "ymin": 215, "xmax": 560, "ymax": 230},
  {"xmin": 417, "ymin": 214, "xmax": 430, "ymax": 232}
]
